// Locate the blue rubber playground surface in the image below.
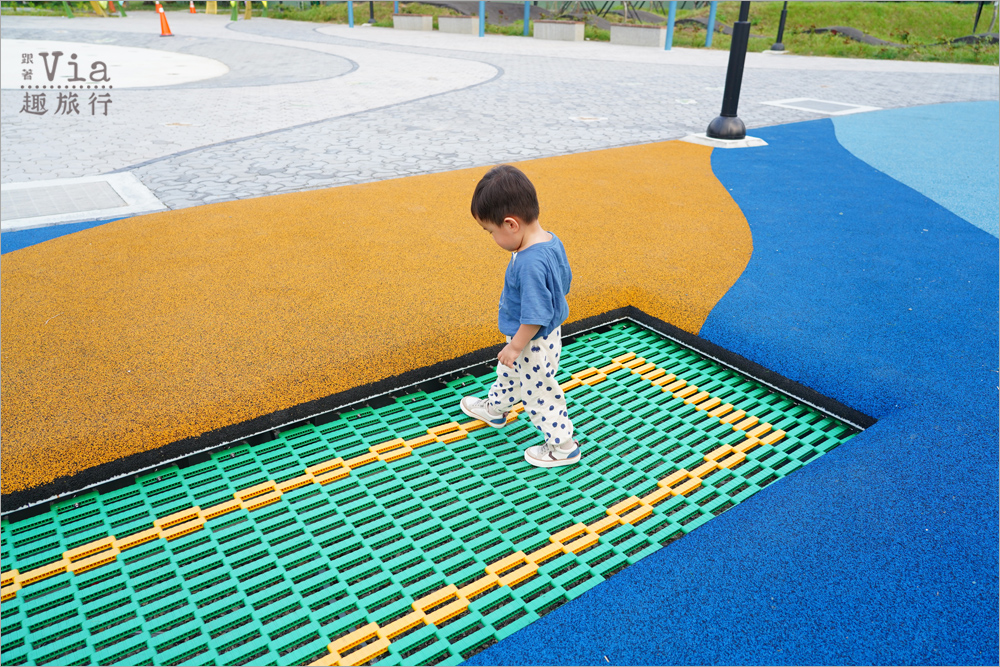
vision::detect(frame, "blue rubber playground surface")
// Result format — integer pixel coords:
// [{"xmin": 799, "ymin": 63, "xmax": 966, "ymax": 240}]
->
[
  {"xmin": 1, "ymin": 101, "xmax": 996, "ymax": 666},
  {"xmin": 468, "ymin": 101, "xmax": 999, "ymax": 666}
]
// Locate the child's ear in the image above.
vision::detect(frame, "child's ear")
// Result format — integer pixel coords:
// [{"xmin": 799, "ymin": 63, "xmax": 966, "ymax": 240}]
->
[{"xmin": 503, "ymin": 216, "xmax": 519, "ymax": 231}]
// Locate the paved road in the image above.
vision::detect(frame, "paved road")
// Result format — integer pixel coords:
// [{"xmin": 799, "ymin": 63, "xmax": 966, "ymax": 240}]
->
[{"xmin": 1, "ymin": 12, "xmax": 997, "ymax": 211}]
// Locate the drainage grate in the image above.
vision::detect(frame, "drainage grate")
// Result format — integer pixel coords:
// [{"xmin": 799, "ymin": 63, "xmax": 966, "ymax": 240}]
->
[
  {"xmin": 760, "ymin": 98, "xmax": 881, "ymax": 116},
  {"xmin": 0, "ymin": 182, "xmax": 127, "ymax": 221},
  {"xmin": 0, "ymin": 173, "xmax": 166, "ymax": 231},
  {"xmin": 0, "ymin": 321, "xmax": 860, "ymax": 666}
]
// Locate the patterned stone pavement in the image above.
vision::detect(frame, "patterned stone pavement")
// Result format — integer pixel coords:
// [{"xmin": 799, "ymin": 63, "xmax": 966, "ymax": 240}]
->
[{"xmin": 1, "ymin": 11, "xmax": 997, "ymax": 210}]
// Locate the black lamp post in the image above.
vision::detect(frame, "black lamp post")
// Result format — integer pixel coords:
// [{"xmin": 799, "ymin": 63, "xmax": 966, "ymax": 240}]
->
[
  {"xmin": 369, "ymin": 1, "xmax": 375, "ymax": 24},
  {"xmin": 972, "ymin": 1, "xmax": 985, "ymax": 32},
  {"xmin": 707, "ymin": 1, "xmax": 751, "ymax": 140},
  {"xmin": 771, "ymin": 1, "xmax": 788, "ymax": 51}
]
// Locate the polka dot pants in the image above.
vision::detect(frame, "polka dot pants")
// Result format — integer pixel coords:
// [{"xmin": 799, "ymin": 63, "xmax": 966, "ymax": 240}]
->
[{"xmin": 488, "ymin": 327, "xmax": 574, "ymax": 448}]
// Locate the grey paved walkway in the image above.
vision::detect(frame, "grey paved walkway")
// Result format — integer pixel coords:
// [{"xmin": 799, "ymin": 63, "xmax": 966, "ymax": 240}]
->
[{"xmin": 1, "ymin": 12, "xmax": 997, "ymax": 211}]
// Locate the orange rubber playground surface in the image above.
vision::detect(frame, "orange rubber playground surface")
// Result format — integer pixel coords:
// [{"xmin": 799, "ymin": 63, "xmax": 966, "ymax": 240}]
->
[{"xmin": 1, "ymin": 140, "xmax": 751, "ymax": 497}]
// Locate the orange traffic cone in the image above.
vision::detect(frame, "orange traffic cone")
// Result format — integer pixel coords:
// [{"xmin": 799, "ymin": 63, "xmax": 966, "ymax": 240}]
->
[
  {"xmin": 189, "ymin": 1, "xmax": 196, "ymax": 12},
  {"xmin": 158, "ymin": 1, "xmax": 173, "ymax": 35}
]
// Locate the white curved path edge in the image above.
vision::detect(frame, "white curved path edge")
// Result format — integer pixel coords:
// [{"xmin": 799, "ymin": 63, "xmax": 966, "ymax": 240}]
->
[
  {"xmin": 1, "ymin": 39, "xmax": 230, "ymax": 89},
  {"xmin": 0, "ymin": 14, "xmax": 497, "ymax": 182},
  {"xmin": 317, "ymin": 22, "xmax": 1000, "ymax": 75}
]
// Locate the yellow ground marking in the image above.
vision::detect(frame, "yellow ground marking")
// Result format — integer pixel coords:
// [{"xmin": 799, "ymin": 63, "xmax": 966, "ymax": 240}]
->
[
  {"xmin": 1, "ymin": 140, "xmax": 751, "ymax": 495},
  {"xmin": 309, "ymin": 355, "xmax": 786, "ymax": 665}
]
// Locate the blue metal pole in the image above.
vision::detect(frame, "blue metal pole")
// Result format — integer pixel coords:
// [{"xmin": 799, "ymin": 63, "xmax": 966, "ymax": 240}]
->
[
  {"xmin": 665, "ymin": 0, "xmax": 676, "ymax": 50},
  {"xmin": 394, "ymin": 0, "xmax": 398, "ymax": 12},
  {"xmin": 523, "ymin": 0, "xmax": 529, "ymax": 35},
  {"xmin": 347, "ymin": 0, "xmax": 354, "ymax": 27},
  {"xmin": 479, "ymin": 0, "xmax": 485, "ymax": 36},
  {"xmin": 705, "ymin": 1, "xmax": 717, "ymax": 47}
]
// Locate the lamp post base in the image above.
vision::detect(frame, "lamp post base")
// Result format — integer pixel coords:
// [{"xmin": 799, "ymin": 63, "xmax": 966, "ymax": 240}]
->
[
  {"xmin": 682, "ymin": 132, "xmax": 767, "ymax": 149},
  {"xmin": 706, "ymin": 115, "xmax": 746, "ymax": 141},
  {"xmin": 770, "ymin": 42, "xmax": 785, "ymax": 51}
]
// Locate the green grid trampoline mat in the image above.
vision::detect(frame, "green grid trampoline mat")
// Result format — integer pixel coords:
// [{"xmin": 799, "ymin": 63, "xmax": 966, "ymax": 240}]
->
[{"xmin": 0, "ymin": 321, "xmax": 859, "ymax": 666}]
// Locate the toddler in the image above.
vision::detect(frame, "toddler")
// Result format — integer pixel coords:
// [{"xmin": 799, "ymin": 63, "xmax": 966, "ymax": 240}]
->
[{"xmin": 459, "ymin": 165, "xmax": 580, "ymax": 468}]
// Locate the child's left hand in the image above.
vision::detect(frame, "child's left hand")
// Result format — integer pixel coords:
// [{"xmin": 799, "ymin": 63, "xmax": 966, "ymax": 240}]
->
[{"xmin": 498, "ymin": 343, "xmax": 521, "ymax": 369}]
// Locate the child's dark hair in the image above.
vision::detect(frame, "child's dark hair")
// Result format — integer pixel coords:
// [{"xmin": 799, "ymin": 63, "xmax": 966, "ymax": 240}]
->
[{"xmin": 470, "ymin": 165, "xmax": 539, "ymax": 226}]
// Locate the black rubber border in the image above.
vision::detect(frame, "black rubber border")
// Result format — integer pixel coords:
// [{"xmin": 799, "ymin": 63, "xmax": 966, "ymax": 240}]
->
[
  {"xmin": 0, "ymin": 306, "xmax": 874, "ymax": 521},
  {"xmin": 621, "ymin": 308, "xmax": 876, "ymax": 431}
]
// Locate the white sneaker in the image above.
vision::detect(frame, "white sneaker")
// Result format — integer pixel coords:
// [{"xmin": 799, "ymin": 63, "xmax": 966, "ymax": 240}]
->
[
  {"xmin": 460, "ymin": 396, "xmax": 509, "ymax": 428},
  {"xmin": 524, "ymin": 440, "xmax": 581, "ymax": 468}
]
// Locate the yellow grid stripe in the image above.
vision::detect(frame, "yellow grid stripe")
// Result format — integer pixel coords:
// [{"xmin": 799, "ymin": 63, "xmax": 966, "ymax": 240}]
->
[
  {"xmin": 0, "ymin": 353, "xmax": 613, "ymax": 599},
  {"xmin": 0, "ymin": 350, "xmax": 782, "ymax": 604}
]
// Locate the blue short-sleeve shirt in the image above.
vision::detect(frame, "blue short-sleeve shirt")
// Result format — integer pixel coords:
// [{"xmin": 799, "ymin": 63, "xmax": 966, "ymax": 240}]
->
[{"xmin": 498, "ymin": 232, "xmax": 572, "ymax": 339}]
